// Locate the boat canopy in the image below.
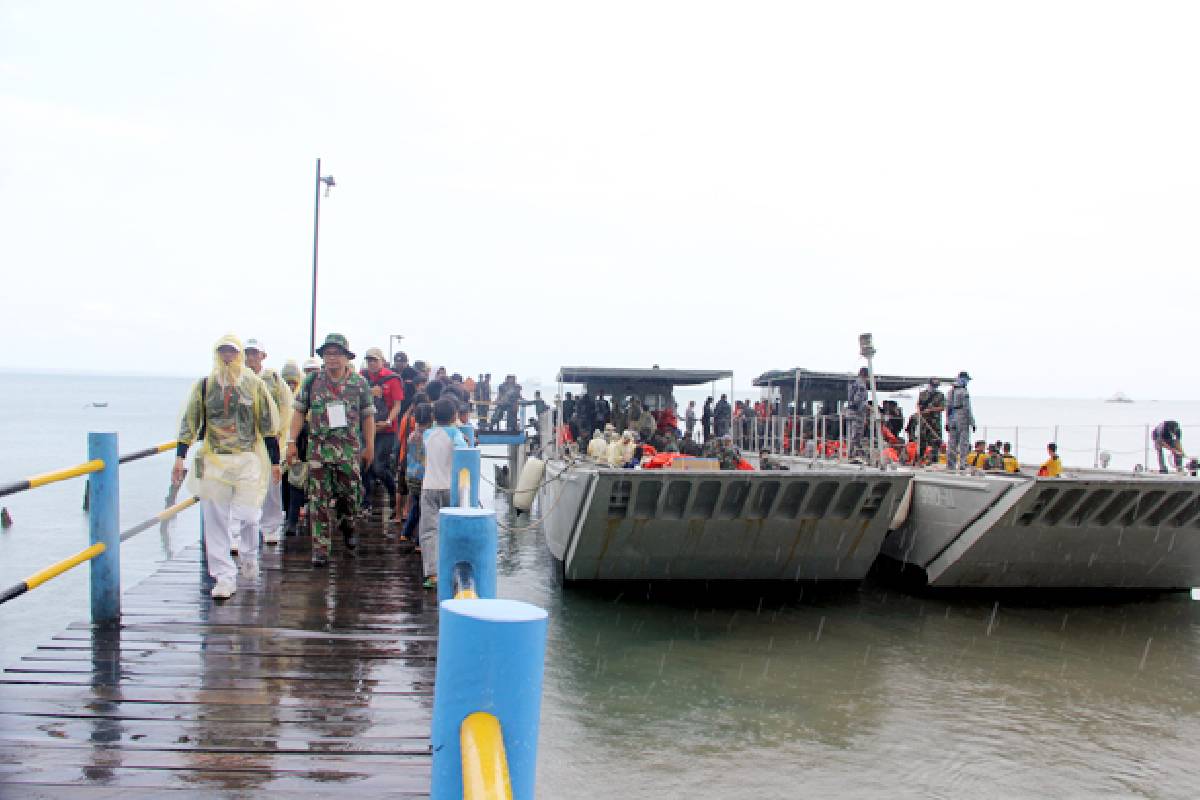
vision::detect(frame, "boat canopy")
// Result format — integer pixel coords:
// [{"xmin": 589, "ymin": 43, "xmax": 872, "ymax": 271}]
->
[
  {"xmin": 557, "ymin": 366, "xmax": 733, "ymax": 410},
  {"xmin": 753, "ymin": 368, "xmax": 955, "ymax": 415},
  {"xmin": 557, "ymin": 367, "xmax": 732, "ymax": 386}
]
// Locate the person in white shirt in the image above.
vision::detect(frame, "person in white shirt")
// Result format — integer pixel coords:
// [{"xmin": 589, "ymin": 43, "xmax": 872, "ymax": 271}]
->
[{"xmin": 418, "ymin": 397, "xmax": 468, "ymax": 588}]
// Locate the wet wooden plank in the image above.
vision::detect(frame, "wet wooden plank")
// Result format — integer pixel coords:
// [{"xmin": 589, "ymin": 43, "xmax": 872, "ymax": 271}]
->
[
  {"xmin": 0, "ymin": 715, "xmax": 430, "ymax": 748},
  {"xmin": 0, "ymin": 512, "xmax": 437, "ymax": 797}
]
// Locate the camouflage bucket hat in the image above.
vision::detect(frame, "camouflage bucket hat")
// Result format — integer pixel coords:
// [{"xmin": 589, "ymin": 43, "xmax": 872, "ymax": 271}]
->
[{"xmin": 316, "ymin": 332, "xmax": 355, "ymax": 360}]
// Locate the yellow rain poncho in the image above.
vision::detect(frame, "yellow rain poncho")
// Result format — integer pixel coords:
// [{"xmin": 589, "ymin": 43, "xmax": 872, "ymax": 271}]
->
[
  {"xmin": 606, "ymin": 432, "xmax": 636, "ymax": 468},
  {"xmin": 255, "ymin": 366, "xmax": 294, "ymax": 445},
  {"xmin": 586, "ymin": 430, "xmax": 608, "ymax": 460},
  {"xmin": 178, "ymin": 334, "xmax": 281, "ymax": 507}
]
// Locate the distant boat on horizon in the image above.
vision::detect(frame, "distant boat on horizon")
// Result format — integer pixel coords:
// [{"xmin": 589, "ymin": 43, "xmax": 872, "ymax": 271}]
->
[{"xmin": 1106, "ymin": 391, "xmax": 1134, "ymax": 404}]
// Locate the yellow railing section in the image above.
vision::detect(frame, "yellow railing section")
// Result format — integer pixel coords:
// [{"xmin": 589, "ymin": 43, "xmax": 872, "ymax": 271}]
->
[
  {"xmin": 119, "ymin": 496, "xmax": 199, "ymax": 543},
  {"xmin": 0, "ymin": 542, "xmax": 108, "ymax": 605},
  {"xmin": 460, "ymin": 711, "xmax": 513, "ymax": 800},
  {"xmin": 27, "ymin": 459, "xmax": 105, "ymax": 490},
  {"xmin": 26, "ymin": 543, "xmax": 107, "ymax": 589}
]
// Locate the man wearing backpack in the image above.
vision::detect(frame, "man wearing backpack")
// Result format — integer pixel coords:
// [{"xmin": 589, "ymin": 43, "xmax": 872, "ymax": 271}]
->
[
  {"xmin": 173, "ymin": 334, "xmax": 282, "ymax": 599},
  {"xmin": 362, "ymin": 347, "xmax": 404, "ymax": 519},
  {"xmin": 945, "ymin": 371, "xmax": 976, "ymax": 471}
]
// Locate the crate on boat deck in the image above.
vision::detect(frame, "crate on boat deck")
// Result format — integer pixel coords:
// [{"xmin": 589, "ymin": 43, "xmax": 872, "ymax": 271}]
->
[{"xmin": 666, "ymin": 458, "xmax": 719, "ymax": 471}]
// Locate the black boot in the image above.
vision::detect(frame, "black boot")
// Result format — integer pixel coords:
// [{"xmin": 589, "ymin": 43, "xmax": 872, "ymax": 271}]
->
[{"xmin": 341, "ymin": 519, "xmax": 357, "ymax": 551}]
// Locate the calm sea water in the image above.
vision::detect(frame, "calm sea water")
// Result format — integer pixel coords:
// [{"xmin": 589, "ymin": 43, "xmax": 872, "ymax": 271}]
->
[{"xmin": 1, "ymin": 372, "xmax": 1198, "ymax": 798}]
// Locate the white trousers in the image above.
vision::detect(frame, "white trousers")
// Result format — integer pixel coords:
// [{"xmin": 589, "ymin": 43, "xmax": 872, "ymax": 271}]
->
[
  {"xmin": 260, "ymin": 478, "xmax": 284, "ymax": 536},
  {"xmin": 202, "ymin": 492, "xmax": 262, "ymax": 583}
]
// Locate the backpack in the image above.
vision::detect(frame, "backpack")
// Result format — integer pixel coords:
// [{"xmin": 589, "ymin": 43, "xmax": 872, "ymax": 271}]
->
[{"xmin": 369, "ymin": 372, "xmax": 401, "ymax": 422}]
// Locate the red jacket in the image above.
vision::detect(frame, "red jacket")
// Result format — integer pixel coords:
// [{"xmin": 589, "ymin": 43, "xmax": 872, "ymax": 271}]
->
[{"xmin": 365, "ymin": 366, "xmax": 405, "ymax": 433}]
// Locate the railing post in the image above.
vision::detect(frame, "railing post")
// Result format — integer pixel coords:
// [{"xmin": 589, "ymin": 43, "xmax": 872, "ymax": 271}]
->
[
  {"xmin": 1094, "ymin": 425, "xmax": 1102, "ymax": 468},
  {"xmin": 1144, "ymin": 424, "xmax": 1150, "ymax": 471},
  {"xmin": 438, "ymin": 508, "xmax": 497, "ymax": 604},
  {"xmin": 432, "ymin": 598, "xmax": 548, "ymax": 800},
  {"xmin": 450, "ymin": 447, "xmax": 481, "ymax": 509},
  {"xmin": 87, "ymin": 431, "xmax": 120, "ymax": 626}
]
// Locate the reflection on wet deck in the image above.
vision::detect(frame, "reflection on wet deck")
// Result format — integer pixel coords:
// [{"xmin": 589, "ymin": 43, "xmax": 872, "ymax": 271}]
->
[{"xmin": 0, "ymin": 524, "xmax": 437, "ymax": 796}]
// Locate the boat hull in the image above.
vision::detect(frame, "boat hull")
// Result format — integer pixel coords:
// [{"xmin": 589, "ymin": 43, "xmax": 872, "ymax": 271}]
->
[
  {"xmin": 886, "ymin": 472, "xmax": 1200, "ymax": 589},
  {"xmin": 540, "ymin": 461, "xmax": 910, "ymax": 581}
]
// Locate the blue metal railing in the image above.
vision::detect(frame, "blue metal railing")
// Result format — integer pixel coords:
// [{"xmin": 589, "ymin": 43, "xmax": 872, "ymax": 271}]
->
[{"xmin": 0, "ymin": 432, "xmax": 196, "ymax": 624}]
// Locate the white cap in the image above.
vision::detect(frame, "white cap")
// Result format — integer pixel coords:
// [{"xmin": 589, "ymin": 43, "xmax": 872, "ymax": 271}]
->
[
  {"xmin": 244, "ymin": 338, "xmax": 266, "ymax": 353},
  {"xmin": 302, "ymin": 357, "xmax": 320, "ymax": 372}
]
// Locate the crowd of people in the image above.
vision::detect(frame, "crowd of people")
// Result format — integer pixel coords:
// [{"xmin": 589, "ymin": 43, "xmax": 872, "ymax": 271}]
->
[
  {"xmin": 174, "ymin": 332, "xmax": 494, "ymax": 600},
  {"xmin": 715, "ymin": 370, "xmax": 1079, "ymax": 476},
  {"xmin": 560, "ymin": 392, "xmax": 745, "ymax": 470}
]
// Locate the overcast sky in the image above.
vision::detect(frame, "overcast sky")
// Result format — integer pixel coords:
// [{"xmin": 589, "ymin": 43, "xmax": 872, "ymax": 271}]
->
[{"xmin": 2, "ymin": 2, "xmax": 1196, "ymax": 397}]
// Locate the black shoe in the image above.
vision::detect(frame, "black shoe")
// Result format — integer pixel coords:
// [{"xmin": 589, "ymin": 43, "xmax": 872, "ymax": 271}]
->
[
  {"xmin": 311, "ymin": 553, "xmax": 328, "ymax": 567},
  {"xmin": 285, "ymin": 525, "xmax": 297, "ymax": 537},
  {"xmin": 342, "ymin": 524, "xmax": 358, "ymax": 551}
]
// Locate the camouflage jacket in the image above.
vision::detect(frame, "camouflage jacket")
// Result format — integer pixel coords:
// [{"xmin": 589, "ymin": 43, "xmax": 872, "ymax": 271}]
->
[
  {"xmin": 717, "ymin": 444, "xmax": 742, "ymax": 470},
  {"xmin": 918, "ymin": 388, "xmax": 945, "ymax": 429},
  {"xmin": 294, "ymin": 369, "xmax": 373, "ymax": 464}
]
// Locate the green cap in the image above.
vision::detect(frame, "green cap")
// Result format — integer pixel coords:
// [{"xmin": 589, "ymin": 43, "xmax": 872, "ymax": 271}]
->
[{"xmin": 316, "ymin": 332, "xmax": 355, "ymax": 359}]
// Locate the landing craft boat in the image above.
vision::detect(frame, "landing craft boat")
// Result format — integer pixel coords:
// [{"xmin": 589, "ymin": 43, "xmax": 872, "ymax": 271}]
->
[
  {"xmin": 881, "ymin": 469, "xmax": 1200, "ymax": 589},
  {"xmin": 536, "ymin": 367, "xmax": 910, "ymax": 583},
  {"xmin": 753, "ymin": 367, "xmax": 1200, "ymax": 591}
]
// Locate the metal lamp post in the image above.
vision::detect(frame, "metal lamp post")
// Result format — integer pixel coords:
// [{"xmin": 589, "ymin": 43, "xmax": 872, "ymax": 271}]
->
[
  {"xmin": 859, "ymin": 333, "xmax": 879, "ymax": 464},
  {"xmin": 309, "ymin": 158, "xmax": 336, "ymax": 356}
]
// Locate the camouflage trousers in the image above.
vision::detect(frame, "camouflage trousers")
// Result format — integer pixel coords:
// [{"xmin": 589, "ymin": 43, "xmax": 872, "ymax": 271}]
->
[{"xmin": 306, "ymin": 459, "xmax": 362, "ymax": 557}]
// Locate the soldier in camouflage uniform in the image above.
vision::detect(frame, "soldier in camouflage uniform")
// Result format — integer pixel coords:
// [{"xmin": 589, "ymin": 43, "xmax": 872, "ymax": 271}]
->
[
  {"xmin": 717, "ymin": 435, "xmax": 742, "ymax": 470},
  {"xmin": 916, "ymin": 377, "xmax": 945, "ymax": 465},
  {"xmin": 287, "ymin": 333, "xmax": 375, "ymax": 566},
  {"xmin": 845, "ymin": 367, "xmax": 869, "ymax": 456},
  {"xmin": 702, "ymin": 434, "xmax": 742, "ymax": 470}
]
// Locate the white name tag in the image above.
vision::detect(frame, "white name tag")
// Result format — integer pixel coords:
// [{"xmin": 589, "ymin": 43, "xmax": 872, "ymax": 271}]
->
[{"xmin": 327, "ymin": 401, "xmax": 348, "ymax": 429}]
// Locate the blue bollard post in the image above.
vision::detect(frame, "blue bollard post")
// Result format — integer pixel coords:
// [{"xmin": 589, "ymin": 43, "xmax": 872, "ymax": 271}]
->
[
  {"xmin": 437, "ymin": 508, "xmax": 497, "ymax": 604},
  {"xmin": 431, "ymin": 598, "xmax": 548, "ymax": 800},
  {"xmin": 449, "ymin": 446, "xmax": 481, "ymax": 509},
  {"xmin": 87, "ymin": 431, "xmax": 120, "ymax": 626}
]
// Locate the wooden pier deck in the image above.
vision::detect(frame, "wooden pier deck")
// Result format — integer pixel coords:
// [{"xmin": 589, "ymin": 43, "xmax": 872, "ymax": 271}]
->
[{"xmin": 0, "ymin": 516, "xmax": 438, "ymax": 797}]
